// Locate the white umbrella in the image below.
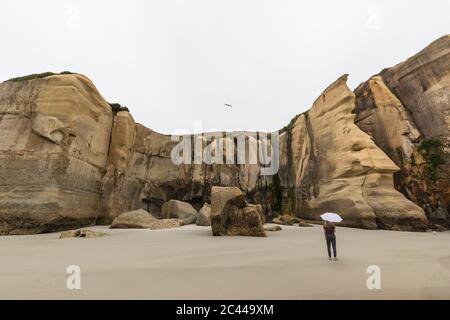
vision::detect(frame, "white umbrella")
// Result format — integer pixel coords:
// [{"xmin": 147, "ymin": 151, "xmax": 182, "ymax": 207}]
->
[{"xmin": 320, "ymin": 212, "xmax": 343, "ymax": 223}]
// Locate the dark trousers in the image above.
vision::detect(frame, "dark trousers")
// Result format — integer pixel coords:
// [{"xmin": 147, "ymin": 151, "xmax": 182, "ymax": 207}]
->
[{"xmin": 326, "ymin": 235, "xmax": 337, "ymax": 258}]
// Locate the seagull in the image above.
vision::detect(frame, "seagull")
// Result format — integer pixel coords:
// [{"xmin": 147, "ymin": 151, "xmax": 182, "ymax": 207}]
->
[{"xmin": 225, "ymin": 104, "xmax": 232, "ymax": 108}]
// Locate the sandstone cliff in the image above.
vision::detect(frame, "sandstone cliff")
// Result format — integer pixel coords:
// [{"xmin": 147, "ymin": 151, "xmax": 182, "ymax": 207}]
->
[
  {"xmin": 354, "ymin": 35, "xmax": 449, "ymax": 226},
  {"xmin": 276, "ymin": 75, "xmax": 425, "ymax": 230},
  {"xmin": 0, "ymin": 74, "xmax": 112, "ymax": 234},
  {"xmin": 2, "ymin": 36, "xmax": 448, "ymax": 234}
]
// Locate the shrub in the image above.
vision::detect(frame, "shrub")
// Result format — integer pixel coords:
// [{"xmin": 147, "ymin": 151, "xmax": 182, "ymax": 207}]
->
[
  {"xmin": 418, "ymin": 139, "xmax": 445, "ymax": 182},
  {"xmin": 419, "ymin": 139, "xmax": 442, "ymax": 153},
  {"xmin": 109, "ymin": 103, "xmax": 130, "ymax": 115}
]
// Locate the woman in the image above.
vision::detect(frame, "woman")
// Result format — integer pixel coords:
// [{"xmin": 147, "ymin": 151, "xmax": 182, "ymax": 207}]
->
[{"xmin": 323, "ymin": 221, "xmax": 337, "ymax": 261}]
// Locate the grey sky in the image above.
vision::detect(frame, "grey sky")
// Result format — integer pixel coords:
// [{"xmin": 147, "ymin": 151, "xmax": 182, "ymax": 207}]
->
[{"xmin": 1, "ymin": 0, "xmax": 449, "ymax": 134}]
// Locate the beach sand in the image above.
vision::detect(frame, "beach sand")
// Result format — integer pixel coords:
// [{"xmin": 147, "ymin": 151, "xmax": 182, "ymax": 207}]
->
[{"xmin": 0, "ymin": 225, "xmax": 449, "ymax": 299}]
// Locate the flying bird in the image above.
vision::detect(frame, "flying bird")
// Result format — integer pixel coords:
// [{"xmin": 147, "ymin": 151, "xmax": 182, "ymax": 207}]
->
[{"xmin": 225, "ymin": 104, "xmax": 233, "ymax": 108}]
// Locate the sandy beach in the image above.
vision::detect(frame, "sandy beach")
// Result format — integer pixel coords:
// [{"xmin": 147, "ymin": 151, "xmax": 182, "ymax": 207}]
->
[{"xmin": 0, "ymin": 225, "xmax": 449, "ymax": 300}]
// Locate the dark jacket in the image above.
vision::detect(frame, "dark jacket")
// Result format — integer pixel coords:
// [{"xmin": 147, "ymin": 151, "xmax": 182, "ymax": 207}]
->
[{"xmin": 323, "ymin": 224, "xmax": 336, "ymax": 239}]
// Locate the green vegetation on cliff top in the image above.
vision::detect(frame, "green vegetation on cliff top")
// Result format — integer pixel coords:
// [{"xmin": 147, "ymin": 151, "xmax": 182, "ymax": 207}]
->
[
  {"xmin": 5, "ymin": 72, "xmax": 131, "ymax": 115},
  {"xmin": 6, "ymin": 71, "xmax": 73, "ymax": 83}
]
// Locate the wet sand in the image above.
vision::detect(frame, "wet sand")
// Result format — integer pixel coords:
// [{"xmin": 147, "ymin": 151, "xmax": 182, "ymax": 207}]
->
[{"xmin": 0, "ymin": 225, "xmax": 449, "ymax": 299}]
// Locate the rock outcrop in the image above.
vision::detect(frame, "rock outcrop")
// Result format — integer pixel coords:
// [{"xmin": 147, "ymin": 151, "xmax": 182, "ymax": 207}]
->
[
  {"xmin": 210, "ymin": 187, "xmax": 266, "ymax": 237},
  {"xmin": 277, "ymin": 75, "xmax": 426, "ymax": 230},
  {"xmin": 0, "ymin": 74, "xmax": 113, "ymax": 235},
  {"xmin": 2, "ymin": 36, "xmax": 447, "ymax": 234},
  {"xmin": 354, "ymin": 35, "xmax": 449, "ymax": 226}
]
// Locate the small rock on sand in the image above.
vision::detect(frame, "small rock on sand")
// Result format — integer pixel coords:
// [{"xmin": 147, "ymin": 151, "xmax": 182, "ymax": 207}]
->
[
  {"xmin": 264, "ymin": 226, "xmax": 282, "ymax": 232},
  {"xmin": 60, "ymin": 229, "xmax": 108, "ymax": 239}
]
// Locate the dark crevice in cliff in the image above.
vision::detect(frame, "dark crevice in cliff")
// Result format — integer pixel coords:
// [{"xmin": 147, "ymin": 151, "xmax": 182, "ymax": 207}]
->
[
  {"xmin": 96, "ymin": 110, "xmax": 118, "ymax": 224},
  {"xmin": 303, "ymin": 112, "xmax": 319, "ymax": 198}
]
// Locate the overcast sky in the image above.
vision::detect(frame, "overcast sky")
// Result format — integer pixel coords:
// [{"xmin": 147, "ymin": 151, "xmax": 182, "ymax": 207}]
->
[{"xmin": 0, "ymin": 0, "xmax": 449, "ymax": 134}]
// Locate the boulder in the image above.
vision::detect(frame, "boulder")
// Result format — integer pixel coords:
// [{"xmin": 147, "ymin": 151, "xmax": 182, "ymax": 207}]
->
[
  {"xmin": 110, "ymin": 209, "xmax": 156, "ymax": 229},
  {"xmin": 161, "ymin": 200, "xmax": 198, "ymax": 225},
  {"xmin": 298, "ymin": 220, "xmax": 314, "ymax": 227},
  {"xmin": 272, "ymin": 215, "xmax": 300, "ymax": 226},
  {"xmin": 110, "ymin": 209, "xmax": 181, "ymax": 230},
  {"xmin": 150, "ymin": 219, "xmax": 182, "ymax": 230},
  {"xmin": 196, "ymin": 203, "xmax": 212, "ymax": 226},
  {"xmin": 60, "ymin": 229, "xmax": 108, "ymax": 239},
  {"xmin": 211, "ymin": 187, "xmax": 266, "ymax": 237},
  {"xmin": 264, "ymin": 225, "xmax": 282, "ymax": 232},
  {"xmin": 247, "ymin": 203, "xmax": 265, "ymax": 224},
  {"xmin": 211, "ymin": 187, "xmax": 246, "ymax": 216}
]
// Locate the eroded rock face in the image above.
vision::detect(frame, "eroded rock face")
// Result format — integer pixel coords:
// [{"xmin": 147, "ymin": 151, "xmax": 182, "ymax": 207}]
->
[
  {"xmin": 276, "ymin": 75, "xmax": 427, "ymax": 230},
  {"xmin": 3, "ymin": 37, "xmax": 446, "ymax": 234},
  {"xmin": 0, "ymin": 74, "xmax": 113, "ymax": 235},
  {"xmin": 93, "ymin": 77, "xmax": 427, "ymax": 231},
  {"xmin": 354, "ymin": 35, "xmax": 449, "ymax": 226},
  {"xmin": 97, "ymin": 116, "xmax": 271, "ymax": 226},
  {"xmin": 211, "ymin": 187, "xmax": 266, "ymax": 237}
]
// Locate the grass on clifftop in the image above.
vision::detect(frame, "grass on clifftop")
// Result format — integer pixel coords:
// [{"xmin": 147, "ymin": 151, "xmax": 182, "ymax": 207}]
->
[
  {"xmin": 6, "ymin": 71, "xmax": 73, "ymax": 82},
  {"xmin": 6, "ymin": 72, "xmax": 131, "ymax": 115}
]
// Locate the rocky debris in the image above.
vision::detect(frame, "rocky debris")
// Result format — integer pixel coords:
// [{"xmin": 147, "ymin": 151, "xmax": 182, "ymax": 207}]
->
[
  {"xmin": 272, "ymin": 215, "xmax": 300, "ymax": 226},
  {"xmin": 196, "ymin": 203, "xmax": 212, "ymax": 226},
  {"xmin": 161, "ymin": 200, "xmax": 199, "ymax": 225},
  {"xmin": 264, "ymin": 225, "xmax": 282, "ymax": 232},
  {"xmin": 150, "ymin": 219, "xmax": 182, "ymax": 230},
  {"xmin": 211, "ymin": 187, "xmax": 266, "ymax": 237},
  {"xmin": 354, "ymin": 35, "xmax": 449, "ymax": 226},
  {"xmin": 110, "ymin": 209, "xmax": 181, "ymax": 230},
  {"xmin": 60, "ymin": 229, "xmax": 108, "ymax": 239},
  {"xmin": 433, "ymin": 224, "xmax": 449, "ymax": 232}
]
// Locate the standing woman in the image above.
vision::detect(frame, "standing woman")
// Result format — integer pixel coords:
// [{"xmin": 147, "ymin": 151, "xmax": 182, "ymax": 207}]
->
[{"xmin": 323, "ymin": 221, "xmax": 337, "ymax": 261}]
